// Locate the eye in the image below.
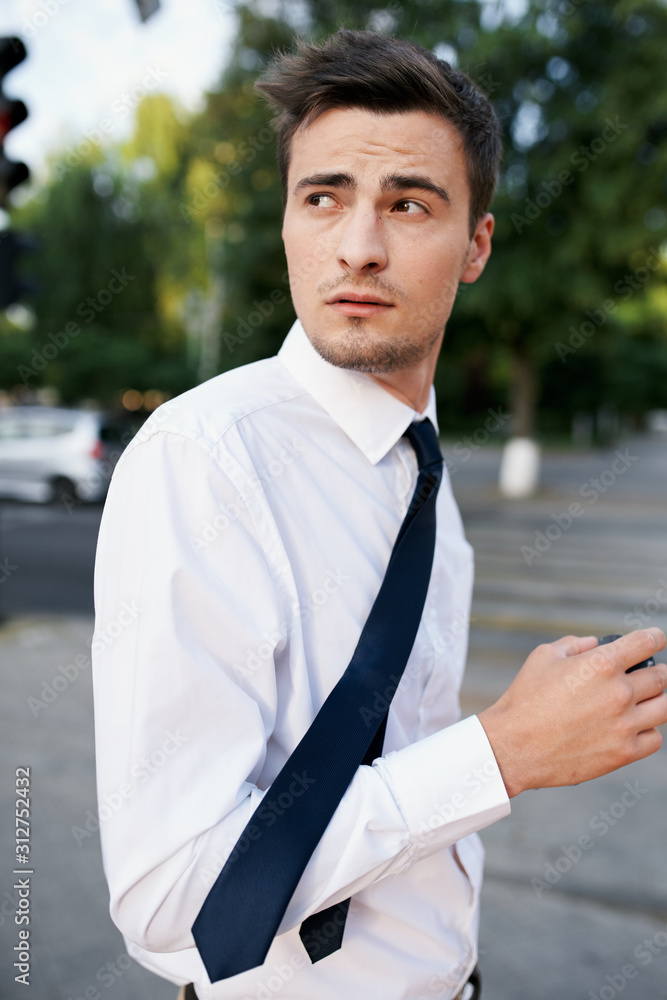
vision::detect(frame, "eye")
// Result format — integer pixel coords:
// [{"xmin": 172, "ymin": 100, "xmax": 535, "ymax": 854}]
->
[
  {"xmin": 307, "ymin": 193, "xmax": 338, "ymax": 208},
  {"xmin": 392, "ymin": 200, "xmax": 427, "ymax": 215}
]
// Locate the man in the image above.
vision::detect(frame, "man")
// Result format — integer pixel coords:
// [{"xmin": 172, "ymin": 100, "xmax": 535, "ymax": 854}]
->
[{"xmin": 92, "ymin": 29, "xmax": 666, "ymax": 1000}]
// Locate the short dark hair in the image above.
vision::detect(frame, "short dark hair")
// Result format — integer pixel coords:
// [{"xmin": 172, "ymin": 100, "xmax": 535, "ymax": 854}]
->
[{"xmin": 255, "ymin": 29, "xmax": 502, "ymax": 235}]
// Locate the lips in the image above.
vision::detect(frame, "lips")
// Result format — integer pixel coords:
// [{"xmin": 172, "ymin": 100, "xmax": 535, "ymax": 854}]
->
[
  {"xmin": 327, "ymin": 291, "xmax": 393, "ymax": 306},
  {"xmin": 325, "ymin": 290, "xmax": 395, "ymax": 317},
  {"xmin": 327, "ymin": 301, "xmax": 393, "ymax": 317}
]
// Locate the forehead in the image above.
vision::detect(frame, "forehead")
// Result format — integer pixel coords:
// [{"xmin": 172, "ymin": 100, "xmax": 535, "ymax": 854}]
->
[{"xmin": 288, "ymin": 107, "xmax": 469, "ymax": 194}]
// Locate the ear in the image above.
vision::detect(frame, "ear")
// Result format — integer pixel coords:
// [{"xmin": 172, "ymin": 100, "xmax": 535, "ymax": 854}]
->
[{"xmin": 460, "ymin": 213, "xmax": 494, "ymax": 284}]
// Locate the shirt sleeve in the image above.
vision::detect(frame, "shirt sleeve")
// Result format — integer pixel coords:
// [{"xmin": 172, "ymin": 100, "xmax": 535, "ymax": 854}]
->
[{"xmin": 92, "ymin": 427, "xmax": 510, "ymax": 957}]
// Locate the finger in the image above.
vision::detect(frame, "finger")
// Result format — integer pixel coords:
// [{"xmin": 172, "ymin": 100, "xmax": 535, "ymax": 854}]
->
[
  {"xmin": 548, "ymin": 634, "xmax": 598, "ymax": 658},
  {"xmin": 633, "ymin": 691, "xmax": 667, "ymax": 734},
  {"xmin": 632, "ymin": 663, "xmax": 667, "ymax": 704},
  {"xmin": 633, "ymin": 727, "xmax": 664, "ymax": 762},
  {"xmin": 605, "ymin": 628, "xmax": 666, "ymax": 673}
]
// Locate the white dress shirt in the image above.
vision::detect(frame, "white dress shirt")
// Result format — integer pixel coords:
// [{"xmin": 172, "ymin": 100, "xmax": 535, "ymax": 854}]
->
[{"xmin": 92, "ymin": 318, "xmax": 510, "ymax": 1000}]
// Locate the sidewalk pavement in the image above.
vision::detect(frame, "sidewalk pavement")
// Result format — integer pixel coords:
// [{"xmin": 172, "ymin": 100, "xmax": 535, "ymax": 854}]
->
[
  {"xmin": 0, "ymin": 616, "xmax": 173, "ymax": 1000},
  {"xmin": 1, "ymin": 433, "xmax": 666, "ymax": 999},
  {"xmin": 450, "ymin": 432, "xmax": 667, "ymax": 1000}
]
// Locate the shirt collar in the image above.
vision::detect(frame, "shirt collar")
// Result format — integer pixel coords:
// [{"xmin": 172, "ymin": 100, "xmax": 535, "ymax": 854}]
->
[{"xmin": 278, "ymin": 319, "xmax": 439, "ymax": 466}]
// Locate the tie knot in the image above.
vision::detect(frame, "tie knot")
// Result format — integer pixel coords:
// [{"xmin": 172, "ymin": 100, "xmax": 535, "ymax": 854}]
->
[{"xmin": 403, "ymin": 418, "xmax": 443, "ymax": 472}]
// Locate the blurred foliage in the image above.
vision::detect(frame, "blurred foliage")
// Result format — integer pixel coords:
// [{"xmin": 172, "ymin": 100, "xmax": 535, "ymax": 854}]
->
[
  {"xmin": 2, "ymin": 0, "xmax": 666, "ymax": 438},
  {"xmin": 3, "ymin": 99, "xmax": 197, "ymax": 404}
]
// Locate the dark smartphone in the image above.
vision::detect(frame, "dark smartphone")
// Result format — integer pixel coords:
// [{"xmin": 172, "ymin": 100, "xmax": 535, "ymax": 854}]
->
[{"xmin": 598, "ymin": 633, "xmax": 655, "ymax": 673}]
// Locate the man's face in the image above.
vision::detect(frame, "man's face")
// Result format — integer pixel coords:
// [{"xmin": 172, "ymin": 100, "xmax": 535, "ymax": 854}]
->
[{"xmin": 281, "ymin": 107, "xmax": 493, "ymax": 375}]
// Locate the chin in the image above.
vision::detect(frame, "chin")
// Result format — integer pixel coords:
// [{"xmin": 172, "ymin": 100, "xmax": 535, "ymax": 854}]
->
[{"xmin": 308, "ymin": 323, "xmax": 424, "ymax": 374}]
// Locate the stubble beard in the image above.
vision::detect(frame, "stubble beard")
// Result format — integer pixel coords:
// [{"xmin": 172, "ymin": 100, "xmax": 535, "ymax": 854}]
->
[
  {"xmin": 307, "ymin": 317, "xmax": 444, "ymax": 374},
  {"xmin": 300, "ymin": 267, "xmax": 464, "ymax": 373}
]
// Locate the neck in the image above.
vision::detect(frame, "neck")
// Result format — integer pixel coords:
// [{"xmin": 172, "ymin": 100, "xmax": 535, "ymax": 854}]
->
[
  {"xmin": 367, "ymin": 371, "xmax": 431, "ymax": 413},
  {"xmin": 367, "ymin": 343, "xmax": 440, "ymax": 413}
]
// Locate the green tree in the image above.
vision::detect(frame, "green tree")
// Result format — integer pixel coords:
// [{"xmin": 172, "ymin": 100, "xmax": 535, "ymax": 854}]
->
[
  {"xmin": 179, "ymin": 5, "xmax": 299, "ymax": 373},
  {"xmin": 207, "ymin": 0, "xmax": 667, "ymax": 437},
  {"xmin": 7, "ymin": 96, "xmax": 198, "ymax": 404},
  {"xmin": 7, "ymin": 0, "xmax": 666, "ymax": 438}
]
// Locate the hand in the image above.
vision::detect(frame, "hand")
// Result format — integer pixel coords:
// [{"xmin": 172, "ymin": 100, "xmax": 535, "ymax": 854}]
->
[{"xmin": 477, "ymin": 628, "xmax": 667, "ymax": 798}]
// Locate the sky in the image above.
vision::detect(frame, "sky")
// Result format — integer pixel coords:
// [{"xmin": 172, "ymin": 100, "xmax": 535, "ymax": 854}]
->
[{"xmin": 0, "ymin": 0, "xmax": 236, "ymax": 191}]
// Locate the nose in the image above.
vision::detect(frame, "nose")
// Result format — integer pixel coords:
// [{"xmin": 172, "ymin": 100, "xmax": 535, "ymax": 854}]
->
[{"xmin": 335, "ymin": 204, "xmax": 388, "ymax": 274}]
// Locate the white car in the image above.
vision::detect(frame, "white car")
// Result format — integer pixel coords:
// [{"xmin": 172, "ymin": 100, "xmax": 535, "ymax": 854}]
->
[
  {"xmin": 0, "ymin": 407, "xmax": 140, "ymax": 504},
  {"xmin": 647, "ymin": 410, "xmax": 667, "ymax": 434}
]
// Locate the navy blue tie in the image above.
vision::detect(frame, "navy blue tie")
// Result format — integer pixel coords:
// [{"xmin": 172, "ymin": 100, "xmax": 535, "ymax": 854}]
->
[{"xmin": 192, "ymin": 419, "xmax": 443, "ymax": 983}]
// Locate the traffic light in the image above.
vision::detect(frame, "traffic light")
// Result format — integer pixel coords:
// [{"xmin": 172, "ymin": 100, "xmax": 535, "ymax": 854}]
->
[
  {"xmin": 0, "ymin": 230, "xmax": 37, "ymax": 309},
  {"xmin": 1, "ymin": 37, "xmax": 34, "ymax": 308},
  {"xmin": 0, "ymin": 36, "xmax": 29, "ymax": 210}
]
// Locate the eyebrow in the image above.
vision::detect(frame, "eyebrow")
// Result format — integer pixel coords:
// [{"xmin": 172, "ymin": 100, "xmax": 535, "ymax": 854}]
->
[
  {"xmin": 293, "ymin": 172, "xmax": 355, "ymax": 195},
  {"xmin": 380, "ymin": 174, "xmax": 450, "ymax": 205},
  {"xmin": 293, "ymin": 171, "xmax": 450, "ymax": 205}
]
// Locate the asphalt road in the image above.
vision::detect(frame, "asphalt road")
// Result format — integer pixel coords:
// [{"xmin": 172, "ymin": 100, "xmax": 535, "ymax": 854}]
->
[
  {"xmin": 0, "ymin": 500, "xmax": 102, "ymax": 618},
  {"xmin": 2, "ymin": 430, "xmax": 666, "ymax": 622}
]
